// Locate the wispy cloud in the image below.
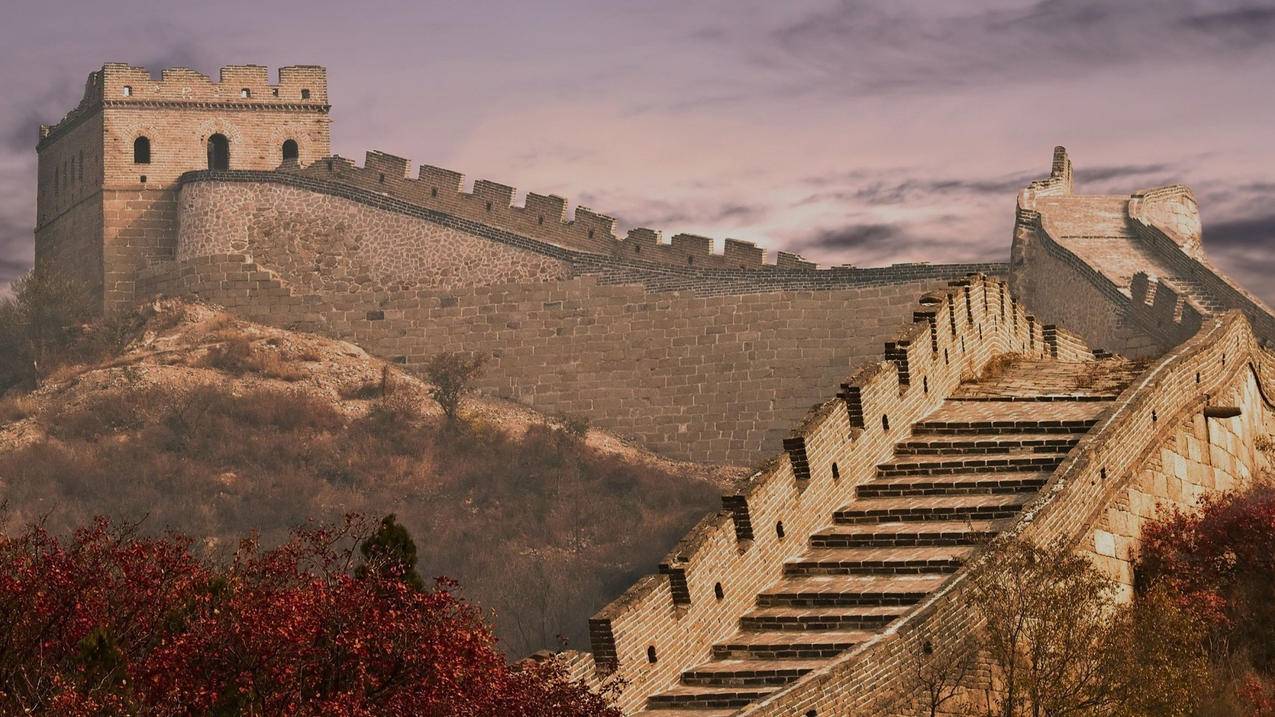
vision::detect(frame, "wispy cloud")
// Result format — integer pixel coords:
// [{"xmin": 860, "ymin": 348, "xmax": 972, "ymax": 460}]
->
[{"xmin": 761, "ymin": 0, "xmax": 1275, "ymax": 96}]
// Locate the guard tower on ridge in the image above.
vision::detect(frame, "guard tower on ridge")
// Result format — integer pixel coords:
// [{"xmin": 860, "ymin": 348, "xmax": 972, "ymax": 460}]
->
[{"xmin": 35, "ymin": 63, "xmax": 330, "ymax": 311}]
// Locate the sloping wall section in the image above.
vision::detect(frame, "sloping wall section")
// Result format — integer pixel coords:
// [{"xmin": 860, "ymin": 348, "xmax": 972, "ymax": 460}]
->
[
  {"xmin": 558, "ymin": 273, "xmax": 1094, "ymax": 714},
  {"xmin": 139, "ymin": 168, "xmax": 1004, "ymax": 464},
  {"xmin": 1011, "ymin": 147, "xmax": 1275, "ymax": 357},
  {"xmin": 724, "ymin": 311, "xmax": 1274, "ymax": 717}
]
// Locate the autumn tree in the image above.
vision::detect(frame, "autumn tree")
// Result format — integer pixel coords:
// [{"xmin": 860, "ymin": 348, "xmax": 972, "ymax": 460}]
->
[
  {"xmin": 967, "ymin": 537, "xmax": 1212, "ymax": 717},
  {"xmin": 0, "ymin": 515, "xmax": 621, "ymax": 716},
  {"xmin": 1137, "ymin": 480, "xmax": 1275, "ymax": 715}
]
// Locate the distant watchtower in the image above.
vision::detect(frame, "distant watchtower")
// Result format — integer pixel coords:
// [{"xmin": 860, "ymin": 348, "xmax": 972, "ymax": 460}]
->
[{"xmin": 35, "ymin": 63, "xmax": 331, "ymax": 311}]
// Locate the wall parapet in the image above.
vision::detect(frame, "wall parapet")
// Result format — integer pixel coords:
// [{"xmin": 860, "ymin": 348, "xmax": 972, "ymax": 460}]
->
[
  {"xmin": 174, "ymin": 169, "xmax": 1006, "ymax": 297},
  {"xmin": 732, "ymin": 310, "xmax": 1274, "ymax": 716},
  {"xmin": 1013, "ymin": 203, "xmax": 1187, "ymax": 354},
  {"xmin": 1127, "ymin": 188, "xmax": 1275, "ymax": 343},
  {"xmin": 572, "ymin": 273, "xmax": 1072, "ymax": 713},
  {"xmin": 288, "ymin": 151, "xmax": 798, "ymax": 269}
]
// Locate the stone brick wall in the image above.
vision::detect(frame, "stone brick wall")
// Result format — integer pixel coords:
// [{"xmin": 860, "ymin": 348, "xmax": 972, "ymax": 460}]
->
[
  {"xmin": 146, "ymin": 172, "xmax": 1004, "ymax": 464},
  {"xmin": 1011, "ymin": 147, "xmax": 1275, "ymax": 360},
  {"xmin": 138, "ymin": 246, "xmax": 963, "ymax": 464},
  {"xmin": 1089, "ymin": 359, "xmax": 1272, "ymax": 596},
  {"xmin": 1129, "ymin": 185, "xmax": 1203, "ymax": 260},
  {"xmin": 35, "ymin": 111, "xmax": 105, "ymax": 306},
  {"xmin": 559, "ymin": 274, "xmax": 1073, "ymax": 713},
  {"xmin": 290, "ymin": 151, "xmax": 779, "ymax": 268},
  {"xmin": 1010, "ymin": 208, "xmax": 1167, "ymax": 357},
  {"xmin": 176, "ymin": 180, "xmax": 572, "ymax": 291},
  {"xmin": 722, "ymin": 311, "xmax": 1274, "ymax": 717},
  {"xmin": 36, "ymin": 63, "xmax": 332, "ymax": 311}
]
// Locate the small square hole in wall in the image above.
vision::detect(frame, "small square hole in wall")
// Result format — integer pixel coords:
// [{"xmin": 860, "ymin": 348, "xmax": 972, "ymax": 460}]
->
[
  {"xmin": 271, "ymin": 88, "xmax": 279, "ymax": 97},
  {"xmin": 301, "ymin": 89, "xmax": 311, "ymax": 99},
  {"xmin": 122, "ymin": 85, "xmax": 132, "ymax": 96},
  {"xmin": 140, "ymin": 175, "xmax": 147, "ymax": 183}
]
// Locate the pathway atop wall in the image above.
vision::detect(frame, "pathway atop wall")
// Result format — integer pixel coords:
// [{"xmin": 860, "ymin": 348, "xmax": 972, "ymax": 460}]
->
[
  {"xmin": 633, "ymin": 357, "xmax": 1141, "ymax": 715},
  {"xmin": 1034, "ymin": 195, "xmax": 1219, "ymax": 314}
]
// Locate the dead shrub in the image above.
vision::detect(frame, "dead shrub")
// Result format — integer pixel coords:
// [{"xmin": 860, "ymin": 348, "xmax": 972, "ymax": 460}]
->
[
  {"xmin": 342, "ymin": 366, "xmax": 394, "ymax": 401},
  {"xmin": 202, "ymin": 337, "xmax": 306, "ymax": 381},
  {"xmin": 0, "ymin": 393, "xmax": 37, "ymax": 423},
  {"xmin": 0, "ymin": 270, "xmax": 96, "ymax": 390},
  {"xmin": 978, "ymin": 353, "xmax": 1023, "ymax": 382},
  {"xmin": 424, "ymin": 351, "xmax": 485, "ymax": 422}
]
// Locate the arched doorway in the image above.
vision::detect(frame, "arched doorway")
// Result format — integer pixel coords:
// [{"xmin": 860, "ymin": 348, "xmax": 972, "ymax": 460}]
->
[
  {"xmin": 282, "ymin": 139, "xmax": 299, "ymax": 163},
  {"xmin": 207, "ymin": 134, "xmax": 230, "ymax": 170}
]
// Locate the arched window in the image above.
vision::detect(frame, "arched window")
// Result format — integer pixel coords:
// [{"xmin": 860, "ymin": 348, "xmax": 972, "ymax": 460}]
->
[
  {"xmin": 208, "ymin": 134, "xmax": 230, "ymax": 170},
  {"xmin": 282, "ymin": 139, "xmax": 299, "ymax": 162},
  {"xmin": 133, "ymin": 137, "xmax": 151, "ymax": 164}
]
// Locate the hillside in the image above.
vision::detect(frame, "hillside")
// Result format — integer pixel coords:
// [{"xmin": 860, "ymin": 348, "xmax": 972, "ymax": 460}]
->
[{"xmin": 0, "ymin": 299, "xmax": 743, "ymax": 656}]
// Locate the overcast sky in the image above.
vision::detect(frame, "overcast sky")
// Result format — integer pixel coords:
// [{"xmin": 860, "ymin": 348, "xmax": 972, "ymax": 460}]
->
[{"xmin": 2, "ymin": 0, "xmax": 1274, "ymax": 303}]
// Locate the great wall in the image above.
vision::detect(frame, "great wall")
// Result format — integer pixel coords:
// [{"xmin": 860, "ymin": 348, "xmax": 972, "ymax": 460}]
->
[{"xmin": 33, "ymin": 64, "xmax": 1275, "ymax": 715}]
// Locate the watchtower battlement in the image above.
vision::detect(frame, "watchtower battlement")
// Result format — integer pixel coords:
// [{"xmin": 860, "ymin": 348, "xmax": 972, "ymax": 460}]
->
[
  {"xmin": 39, "ymin": 64, "xmax": 328, "ymax": 147},
  {"xmin": 35, "ymin": 63, "xmax": 332, "ymax": 311}
]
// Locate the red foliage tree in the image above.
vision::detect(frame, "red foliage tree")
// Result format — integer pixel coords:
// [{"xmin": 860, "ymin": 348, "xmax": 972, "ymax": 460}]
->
[
  {"xmin": 0, "ymin": 516, "xmax": 620, "ymax": 716},
  {"xmin": 1137, "ymin": 481, "xmax": 1275, "ymax": 715}
]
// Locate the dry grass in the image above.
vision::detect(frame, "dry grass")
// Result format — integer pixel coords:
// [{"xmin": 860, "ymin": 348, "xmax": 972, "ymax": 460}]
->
[
  {"xmin": 3, "ymin": 379, "xmax": 719, "ymax": 657},
  {"xmin": 979, "ymin": 353, "xmax": 1026, "ymax": 382},
  {"xmin": 201, "ymin": 336, "xmax": 308, "ymax": 382},
  {"xmin": 0, "ymin": 394, "xmax": 36, "ymax": 423}
]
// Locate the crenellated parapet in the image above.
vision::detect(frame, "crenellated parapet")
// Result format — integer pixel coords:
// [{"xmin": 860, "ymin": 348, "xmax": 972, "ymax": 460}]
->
[
  {"xmin": 1013, "ymin": 147, "xmax": 1275, "ymax": 357},
  {"xmin": 565, "ymin": 274, "xmax": 1086, "ymax": 713},
  {"xmin": 289, "ymin": 151, "xmax": 802, "ymax": 269},
  {"xmin": 39, "ymin": 63, "xmax": 328, "ymax": 149}
]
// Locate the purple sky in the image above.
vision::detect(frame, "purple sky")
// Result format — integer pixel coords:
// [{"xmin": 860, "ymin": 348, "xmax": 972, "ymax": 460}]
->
[{"xmin": 3, "ymin": 0, "xmax": 1274, "ymax": 303}]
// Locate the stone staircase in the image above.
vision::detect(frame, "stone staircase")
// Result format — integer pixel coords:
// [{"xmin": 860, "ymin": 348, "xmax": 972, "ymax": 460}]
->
[{"xmin": 633, "ymin": 358, "xmax": 1140, "ymax": 716}]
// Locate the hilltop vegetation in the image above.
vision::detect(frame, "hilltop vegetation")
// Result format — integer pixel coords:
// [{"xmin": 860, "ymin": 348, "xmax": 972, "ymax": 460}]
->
[{"xmin": 0, "ymin": 284, "xmax": 736, "ymax": 656}]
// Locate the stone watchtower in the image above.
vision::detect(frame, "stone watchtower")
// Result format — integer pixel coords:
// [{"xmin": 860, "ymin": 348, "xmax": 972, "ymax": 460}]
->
[{"xmin": 35, "ymin": 63, "xmax": 331, "ymax": 311}]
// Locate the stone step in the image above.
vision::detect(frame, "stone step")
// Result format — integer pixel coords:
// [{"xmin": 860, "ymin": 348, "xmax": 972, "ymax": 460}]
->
[
  {"xmin": 680, "ymin": 658, "xmax": 828, "ymax": 688},
  {"xmin": 833, "ymin": 494, "xmax": 1031, "ymax": 524},
  {"xmin": 629, "ymin": 704, "xmax": 739, "ymax": 709},
  {"xmin": 911, "ymin": 419, "xmax": 1097, "ymax": 435},
  {"xmin": 646, "ymin": 684, "xmax": 777, "ymax": 710},
  {"xmin": 857, "ymin": 472, "xmax": 1051, "ymax": 497},
  {"xmin": 877, "ymin": 451, "xmax": 1066, "ymax": 477},
  {"xmin": 740, "ymin": 605, "xmax": 909, "ymax": 631},
  {"xmin": 809, "ymin": 520, "xmax": 1001, "ymax": 549},
  {"xmin": 756, "ymin": 574, "xmax": 948, "ymax": 607},
  {"xmin": 711, "ymin": 629, "xmax": 876, "ymax": 659},
  {"xmin": 913, "ymin": 400, "xmax": 1105, "ymax": 435},
  {"xmin": 894, "ymin": 433, "xmax": 1080, "ymax": 455},
  {"xmin": 784, "ymin": 546, "xmax": 975, "ymax": 576}
]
